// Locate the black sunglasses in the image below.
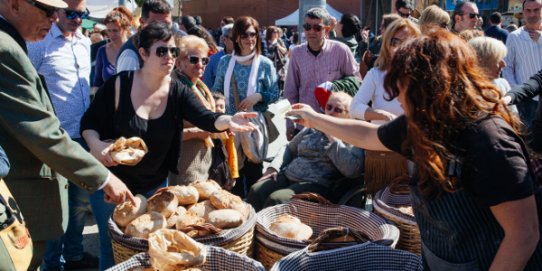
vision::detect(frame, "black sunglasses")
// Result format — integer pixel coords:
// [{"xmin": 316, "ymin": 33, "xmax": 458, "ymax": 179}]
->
[
  {"xmin": 325, "ymin": 104, "xmax": 346, "ymax": 114},
  {"xmin": 240, "ymin": 31, "xmax": 258, "ymax": 39},
  {"xmin": 188, "ymin": 55, "xmax": 210, "ymax": 65},
  {"xmin": 64, "ymin": 8, "xmax": 90, "ymax": 20},
  {"xmin": 303, "ymin": 23, "xmax": 324, "ymax": 32},
  {"xmin": 26, "ymin": 0, "xmax": 58, "ymax": 18},
  {"xmin": 461, "ymin": 12, "xmax": 480, "ymax": 19},
  {"xmin": 155, "ymin": 46, "xmax": 180, "ymax": 58},
  {"xmin": 397, "ymin": 10, "xmax": 411, "ymax": 18}
]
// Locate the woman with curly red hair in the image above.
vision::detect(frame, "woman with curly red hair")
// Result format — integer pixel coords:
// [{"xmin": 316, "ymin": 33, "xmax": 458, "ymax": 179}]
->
[{"xmin": 289, "ymin": 28, "xmax": 542, "ymax": 270}]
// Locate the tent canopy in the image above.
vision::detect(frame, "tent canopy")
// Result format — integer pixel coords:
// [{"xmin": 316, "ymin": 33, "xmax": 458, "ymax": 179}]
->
[
  {"xmin": 87, "ymin": 0, "xmax": 139, "ymax": 19},
  {"xmin": 275, "ymin": 4, "xmax": 343, "ymax": 26}
]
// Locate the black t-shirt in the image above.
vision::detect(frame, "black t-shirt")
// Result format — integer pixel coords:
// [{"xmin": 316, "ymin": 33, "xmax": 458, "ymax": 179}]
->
[{"xmin": 377, "ymin": 115, "xmax": 541, "ymax": 208}]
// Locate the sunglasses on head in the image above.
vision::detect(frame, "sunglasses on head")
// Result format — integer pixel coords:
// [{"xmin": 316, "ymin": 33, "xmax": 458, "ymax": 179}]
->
[
  {"xmin": 64, "ymin": 8, "xmax": 90, "ymax": 20},
  {"xmin": 303, "ymin": 23, "xmax": 324, "ymax": 32},
  {"xmin": 155, "ymin": 46, "xmax": 180, "ymax": 58},
  {"xmin": 325, "ymin": 104, "xmax": 346, "ymax": 114},
  {"xmin": 188, "ymin": 55, "xmax": 210, "ymax": 65},
  {"xmin": 240, "ymin": 31, "xmax": 258, "ymax": 39},
  {"xmin": 26, "ymin": 0, "xmax": 58, "ymax": 18}
]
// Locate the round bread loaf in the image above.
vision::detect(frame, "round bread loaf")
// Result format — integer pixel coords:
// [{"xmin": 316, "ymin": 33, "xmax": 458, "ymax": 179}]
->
[
  {"xmin": 147, "ymin": 191, "xmax": 179, "ymax": 218},
  {"xmin": 125, "ymin": 211, "xmax": 166, "ymax": 239},
  {"xmin": 168, "ymin": 185, "xmax": 199, "ymax": 205},
  {"xmin": 110, "ymin": 137, "xmax": 148, "ymax": 166},
  {"xmin": 207, "ymin": 209, "xmax": 244, "ymax": 229},
  {"xmin": 187, "ymin": 200, "xmax": 216, "ymax": 220},
  {"xmin": 269, "ymin": 214, "xmax": 313, "ymax": 241},
  {"xmin": 112, "ymin": 194, "xmax": 147, "ymax": 227},
  {"xmin": 166, "ymin": 206, "xmax": 187, "ymax": 228},
  {"xmin": 175, "ymin": 213, "xmax": 205, "ymax": 230},
  {"xmin": 148, "ymin": 229, "xmax": 207, "ymax": 271},
  {"xmin": 191, "ymin": 180, "xmax": 221, "ymax": 200},
  {"xmin": 209, "ymin": 190, "xmax": 250, "ymax": 220}
]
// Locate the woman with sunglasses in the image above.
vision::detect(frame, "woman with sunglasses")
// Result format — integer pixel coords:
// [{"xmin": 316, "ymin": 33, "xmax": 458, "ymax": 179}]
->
[
  {"xmin": 168, "ymin": 35, "xmax": 224, "ymax": 185},
  {"xmin": 80, "ymin": 22, "xmax": 256, "ymax": 270},
  {"xmin": 213, "ymin": 16, "xmax": 280, "ymax": 198},
  {"xmin": 246, "ymin": 91, "xmax": 364, "ymax": 211},
  {"xmin": 92, "ymin": 6, "xmax": 134, "ymax": 92},
  {"xmin": 289, "ymin": 29, "xmax": 542, "ymax": 271}
]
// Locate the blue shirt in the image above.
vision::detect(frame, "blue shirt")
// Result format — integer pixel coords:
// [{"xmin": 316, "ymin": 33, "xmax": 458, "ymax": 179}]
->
[
  {"xmin": 28, "ymin": 24, "xmax": 91, "ymax": 138},
  {"xmin": 202, "ymin": 49, "xmax": 226, "ymax": 87},
  {"xmin": 212, "ymin": 55, "xmax": 280, "ymax": 114}
]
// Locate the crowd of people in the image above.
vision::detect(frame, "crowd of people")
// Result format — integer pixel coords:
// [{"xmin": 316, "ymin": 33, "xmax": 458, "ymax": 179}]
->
[{"xmin": 1, "ymin": 0, "xmax": 542, "ymax": 270}]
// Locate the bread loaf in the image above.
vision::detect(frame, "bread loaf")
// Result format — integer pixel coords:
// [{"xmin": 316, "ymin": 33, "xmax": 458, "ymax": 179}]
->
[
  {"xmin": 187, "ymin": 200, "xmax": 216, "ymax": 220},
  {"xmin": 209, "ymin": 190, "xmax": 250, "ymax": 219},
  {"xmin": 207, "ymin": 209, "xmax": 244, "ymax": 229},
  {"xmin": 166, "ymin": 206, "xmax": 187, "ymax": 228},
  {"xmin": 125, "ymin": 211, "xmax": 166, "ymax": 239},
  {"xmin": 148, "ymin": 229, "xmax": 207, "ymax": 271},
  {"xmin": 112, "ymin": 194, "xmax": 147, "ymax": 227},
  {"xmin": 191, "ymin": 180, "xmax": 221, "ymax": 200},
  {"xmin": 147, "ymin": 191, "xmax": 178, "ymax": 218},
  {"xmin": 175, "ymin": 213, "xmax": 205, "ymax": 230},
  {"xmin": 168, "ymin": 185, "xmax": 199, "ymax": 205},
  {"xmin": 269, "ymin": 214, "xmax": 313, "ymax": 241},
  {"xmin": 110, "ymin": 137, "xmax": 148, "ymax": 166}
]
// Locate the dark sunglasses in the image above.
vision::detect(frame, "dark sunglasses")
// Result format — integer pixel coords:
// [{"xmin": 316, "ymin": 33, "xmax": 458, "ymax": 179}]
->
[
  {"xmin": 26, "ymin": 0, "xmax": 58, "ymax": 18},
  {"xmin": 188, "ymin": 55, "xmax": 210, "ymax": 65},
  {"xmin": 461, "ymin": 12, "xmax": 480, "ymax": 19},
  {"xmin": 64, "ymin": 8, "xmax": 90, "ymax": 20},
  {"xmin": 397, "ymin": 10, "xmax": 411, "ymax": 18},
  {"xmin": 325, "ymin": 104, "xmax": 346, "ymax": 114},
  {"xmin": 390, "ymin": 37, "xmax": 404, "ymax": 47},
  {"xmin": 303, "ymin": 23, "xmax": 324, "ymax": 32},
  {"xmin": 240, "ymin": 31, "xmax": 258, "ymax": 39},
  {"xmin": 155, "ymin": 46, "xmax": 180, "ymax": 58}
]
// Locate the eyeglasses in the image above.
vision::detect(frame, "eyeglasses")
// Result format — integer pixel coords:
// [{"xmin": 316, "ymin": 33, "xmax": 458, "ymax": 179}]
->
[
  {"xmin": 240, "ymin": 31, "xmax": 258, "ymax": 39},
  {"xmin": 390, "ymin": 37, "xmax": 404, "ymax": 47},
  {"xmin": 188, "ymin": 55, "xmax": 210, "ymax": 65},
  {"xmin": 155, "ymin": 46, "xmax": 180, "ymax": 58},
  {"xmin": 64, "ymin": 8, "xmax": 90, "ymax": 20},
  {"xmin": 303, "ymin": 23, "xmax": 325, "ymax": 32},
  {"xmin": 461, "ymin": 12, "xmax": 480, "ymax": 19},
  {"xmin": 397, "ymin": 10, "xmax": 411, "ymax": 18},
  {"xmin": 325, "ymin": 104, "xmax": 347, "ymax": 114},
  {"xmin": 26, "ymin": 0, "xmax": 58, "ymax": 18}
]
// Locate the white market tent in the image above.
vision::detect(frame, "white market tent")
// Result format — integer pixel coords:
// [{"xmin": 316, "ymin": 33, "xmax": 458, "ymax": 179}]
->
[
  {"xmin": 87, "ymin": 0, "xmax": 141, "ymax": 19},
  {"xmin": 275, "ymin": 4, "xmax": 343, "ymax": 26}
]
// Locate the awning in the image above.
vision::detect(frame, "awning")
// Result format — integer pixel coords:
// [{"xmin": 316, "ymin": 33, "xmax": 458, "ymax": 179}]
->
[{"xmin": 275, "ymin": 4, "xmax": 344, "ymax": 26}]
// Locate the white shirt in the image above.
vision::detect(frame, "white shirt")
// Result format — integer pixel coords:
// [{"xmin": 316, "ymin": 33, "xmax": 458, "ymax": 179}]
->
[
  {"xmin": 503, "ymin": 26, "xmax": 542, "ymax": 101},
  {"xmin": 350, "ymin": 67, "xmax": 403, "ymax": 125},
  {"xmin": 116, "ymin": 49, "xmax": 140, "ymax": 72}
]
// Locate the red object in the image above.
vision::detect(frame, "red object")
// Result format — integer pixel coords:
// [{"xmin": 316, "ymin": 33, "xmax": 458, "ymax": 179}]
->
[{"xmin": 314, "ymin": 86, "xmax": 332, "ymax": 111}]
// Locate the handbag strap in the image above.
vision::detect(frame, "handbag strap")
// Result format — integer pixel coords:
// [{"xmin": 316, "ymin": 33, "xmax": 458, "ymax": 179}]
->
[{"xmin": 231, "ymin": 72, "xmax": 241, "ymax": 112}]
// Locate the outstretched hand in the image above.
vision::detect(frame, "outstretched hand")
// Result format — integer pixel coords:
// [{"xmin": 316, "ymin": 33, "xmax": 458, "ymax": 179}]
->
[
  {"xmin": 229, "ymin": 112, "xmax": 258, "ymax": 132},
  {"xmin": 287, "ymin": 103, "xmax": 317, "ymax": 128}
]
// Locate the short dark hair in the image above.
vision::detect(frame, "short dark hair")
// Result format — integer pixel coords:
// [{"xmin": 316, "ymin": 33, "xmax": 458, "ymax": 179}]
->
[
  {"xmin": 395, "ymin": 0, "xmax": 413, "ymax": 10},
  {"xmin": 305, "ymin": 7, "xmax": 330, "ymax": 25},
  {"xmin": 340, "ymin": 13, "xmax": 361, "ymax": 37},
  {"xmin": 134, "ymin": 21, "xmax": 173, "ymax": 54},
  {"xmin": 232, "ymin": 16, "xmax": 262, "ymax": 55},
  {"xmin": 222, "ymin": 16, "xmax": 235, "ymax": 25},
  {"xmin": 194, "ymin": 16, "xmax": 202, "ymax": 25},
  {"xmin": 141, "ymin": 0, "xmax": 171, "ymax": 19},
  {"xmin": 212, "ymin": 91, "xmax": 225, "ymax": 101},
  {"xmin": 180, "ymin": 16, "xmax": 197, "ymax": 31},
  {"xmin": 452, "ymin": 1, "xmax": 475, "ymax": 28},
  {"xmin": 489, "ymin": 12, "xmax": 502, "ymax": 24}
]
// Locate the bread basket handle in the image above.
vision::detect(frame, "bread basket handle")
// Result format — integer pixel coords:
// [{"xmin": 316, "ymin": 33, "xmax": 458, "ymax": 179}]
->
[
  {"xmin": 307, "ymin": 227, "xmax": 370, "ymax": 252},
  {"xmin": 291, "ymin": 192, "xmax": 334, "ymax": 206}
]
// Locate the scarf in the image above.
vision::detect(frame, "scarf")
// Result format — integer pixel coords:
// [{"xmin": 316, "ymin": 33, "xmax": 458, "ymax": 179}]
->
[{"xmin": 223, "ymin": 50, "xmax": 261, "ymax": 110}]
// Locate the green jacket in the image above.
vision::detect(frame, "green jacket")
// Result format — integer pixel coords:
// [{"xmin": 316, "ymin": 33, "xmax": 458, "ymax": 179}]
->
[{"xmin": 0, "ymin": 18, "xmax": 109, "ymax": 241}]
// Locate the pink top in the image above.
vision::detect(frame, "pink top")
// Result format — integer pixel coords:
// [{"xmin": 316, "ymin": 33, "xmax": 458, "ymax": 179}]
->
[{"xmin": 284, "ymin": 39, "xmax": 360, "ymax": 112}]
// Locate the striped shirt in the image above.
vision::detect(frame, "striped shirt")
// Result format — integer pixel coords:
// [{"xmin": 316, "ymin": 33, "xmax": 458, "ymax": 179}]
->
[
  {"xmin": 27, "ymin": 24, "xmax": 91, "ymax": 138},
  {"xmin": 503, "ymin": 27, "xmax": 542, "ymax": 101},
  {"xmin": 284, "ymin": 39, "xmax": 360, "ymax": 112}
]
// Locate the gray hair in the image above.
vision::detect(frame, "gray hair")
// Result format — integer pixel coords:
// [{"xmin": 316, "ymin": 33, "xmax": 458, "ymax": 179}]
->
[
  {"xmin": 305, "ymin": 7, "xmax": 330, "ymax": 25},
  {"xmin": 222, "ymin": 23, "xmax": 233, "ymax": 37}
]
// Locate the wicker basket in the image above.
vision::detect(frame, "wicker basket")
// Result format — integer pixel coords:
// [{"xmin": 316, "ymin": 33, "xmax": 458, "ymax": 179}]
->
[
  {"xmin": 373, "ymin": 184, "xmax": 421, "ymax": 255},
  {"xmin": 364, "ymin": 150, "xmax": 408, "ymax": 195},
  {"xmin": 108, "ymin": 205, "xmax": 257, "ymax": 264},
  {"xmin": 255, "ymin": 193, "xmax": 400, "ymax": 270},
  {"xmin": 106, "ymin": 246, "xmax": 265, "ymax": 271}
]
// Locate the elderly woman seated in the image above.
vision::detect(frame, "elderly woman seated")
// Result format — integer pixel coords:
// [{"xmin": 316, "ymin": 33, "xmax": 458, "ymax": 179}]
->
[{"xmin": 246, "ymin": 92, "xmax": 364, "ymax": 211}]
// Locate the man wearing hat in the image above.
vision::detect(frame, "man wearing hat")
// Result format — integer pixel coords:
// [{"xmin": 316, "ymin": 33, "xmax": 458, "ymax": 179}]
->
[{"xmin": 0, "ymin": 0, "xmax": 135, "ymax": 269}]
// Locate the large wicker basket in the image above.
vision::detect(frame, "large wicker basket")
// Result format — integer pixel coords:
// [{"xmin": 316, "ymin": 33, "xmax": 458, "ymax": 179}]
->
[
  {"xmin": 255, "ymin": 193, "xmax": 400, "ymax": 270},
  {"xmin": 373, "ymin": 182, "xmax": 421, "ymax": 255},
  {"xmin": 108, "ymin": 205, "xmax": 257, "ymax": 264},
  {"xmin": 106, "ymin": 246, "xmax": 265, "ymax": 271}
]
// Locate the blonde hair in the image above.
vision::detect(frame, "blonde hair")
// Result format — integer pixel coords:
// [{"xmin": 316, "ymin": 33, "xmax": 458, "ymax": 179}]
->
[
  {"xmin": 175, "ymin": 35, "xmax": 209, "ymax": 60},
  {"xmin": 419, "ymin": 5, "xmax": 450, "ymax": 33},
  {"xmin": 468, "ymin": 36, "xmax": 507, "ymax": 77},
  {"xmin": 458, "ymin": 29, "xmax": 484, "ymax": 41},
  {"xmin": 374, "ymin": 19, "xmax": 421, "ymax": 71}
]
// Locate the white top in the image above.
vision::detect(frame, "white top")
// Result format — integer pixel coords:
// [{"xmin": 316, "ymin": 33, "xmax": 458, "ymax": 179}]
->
[
  {"xmin": 350, "ymin": 67, "xmax": 403, "ymax": 125},
  {"xmin": 493, "ymin": 78, "xmax": 518, "ymax": 113},
  {"xmin": 116, "ymin": 49, "xmax": 140, "ymax": 72},
  {"xmin": 503, "ymin": 27, "xmax": 542, "ymax": 101}
]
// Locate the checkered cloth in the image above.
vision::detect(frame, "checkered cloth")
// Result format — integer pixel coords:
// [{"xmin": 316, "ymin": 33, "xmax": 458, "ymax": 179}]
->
[
  {"xmin": 256, "ymin": 198, "xmax": 399, "ymax": 255},
  {"xmin": 108, "ymin": 205, "xmax": 257, "ymax": 252},
  {"xmin": 374, "ymin": 188, "xmax": 416, "ymax": 222},
  {"xmin": 106, "ymin": 246, "xmax": 265, "ymax": 271},
  {"xmin": 270, "ymin": 242, "xmax": 422, "ymax": 271}
]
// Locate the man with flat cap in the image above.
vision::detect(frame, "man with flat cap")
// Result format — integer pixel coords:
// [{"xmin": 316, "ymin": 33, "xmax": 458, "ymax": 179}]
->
[{"xmin": 0, "ymin": 0, "xmax": 135, "ymax": 269}]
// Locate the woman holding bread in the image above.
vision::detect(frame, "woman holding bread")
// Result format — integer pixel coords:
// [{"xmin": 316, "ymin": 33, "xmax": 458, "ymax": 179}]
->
[
  {"xmin": 80, "ymin": 22, "xmax": 256, "ymax": 270},
  {"xmin": 288, "ymin": 29, "xmax": 542, "ymax": 270}
]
